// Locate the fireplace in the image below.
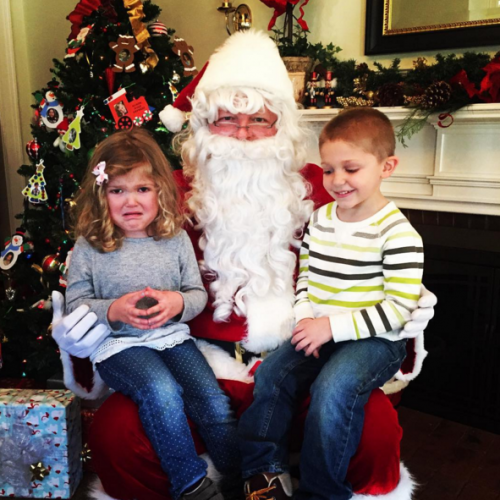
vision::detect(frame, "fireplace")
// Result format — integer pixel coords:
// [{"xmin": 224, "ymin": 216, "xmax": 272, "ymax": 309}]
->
[
  {"xmin": 302, "ymin": 104, "xmax": 500, "ymax": 434},
  {"xmin": 400, "ymin": 209, "xmax": 500, "ymax": 434}
]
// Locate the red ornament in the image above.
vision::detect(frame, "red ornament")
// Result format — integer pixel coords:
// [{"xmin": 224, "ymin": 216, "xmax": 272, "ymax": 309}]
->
[
  {"xmin": 41, "ymin": 254, "xmax": 61, "ymax": 274},
  {"xmin": 26, "ymin": 139, "xmax": 41, "ymax": 161},
  {"xmin": 105, "ymin": 67, "xmax": 116, "ymax": 95}
]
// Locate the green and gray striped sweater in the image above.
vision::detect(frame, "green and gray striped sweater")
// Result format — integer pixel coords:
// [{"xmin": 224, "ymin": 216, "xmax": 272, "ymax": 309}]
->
[{"xmin": 295, "ymin": 201, "xmax": 424, "ymax": 343}]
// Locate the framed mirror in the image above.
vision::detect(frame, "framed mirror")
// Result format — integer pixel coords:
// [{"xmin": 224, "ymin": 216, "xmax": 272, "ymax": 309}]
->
[{"xmin": 365, "ymin": 0, "xmax": 500, "ymax": 55}]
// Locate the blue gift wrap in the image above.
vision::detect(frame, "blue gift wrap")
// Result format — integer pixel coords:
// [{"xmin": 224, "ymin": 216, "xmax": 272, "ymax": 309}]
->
[{"xmin": 0, "ymin": 389, "xmax": 82, "ymax": 498}]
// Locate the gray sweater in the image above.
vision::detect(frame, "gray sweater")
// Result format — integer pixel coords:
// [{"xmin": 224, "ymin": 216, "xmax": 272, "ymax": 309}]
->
[{"xmin": 66, "ymin": 231, "xmax": 208, "ymax": 364}]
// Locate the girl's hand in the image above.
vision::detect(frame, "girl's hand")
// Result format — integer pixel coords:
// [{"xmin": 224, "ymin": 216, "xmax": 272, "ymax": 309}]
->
[
  {"xmin": 291, "ymin": 317, "xmax": 332, "ymax": 357},
  {"xmin": 140, "ymin": 287, "xmax": 184, "ymax": 328},
  {"xmin": 107, "ymin": 290, "xmax": 151, "ymax": 329}
]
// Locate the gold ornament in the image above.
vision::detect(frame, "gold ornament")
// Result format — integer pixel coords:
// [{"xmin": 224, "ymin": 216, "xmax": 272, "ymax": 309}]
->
[
  {"xmin": 336, "ymin": 96, "xmax": 374, "ymax": 108},
  {"xmin": 353, "ymin": 74, "xmax": 368, "ymax": 96},
  {"xmin": 30, "ymin": 461, "xmax": 49, "ymax": 481},
  {"xmin": 64, "ymin": 197, "xmax": 77, "ymax": 210},
  {"xmin": 81, "ymin": 443, "xmax": 92, "ymax": 463}
]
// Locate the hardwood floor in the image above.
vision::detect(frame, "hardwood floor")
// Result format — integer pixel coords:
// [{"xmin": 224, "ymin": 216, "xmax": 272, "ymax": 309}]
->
[
  {"xmin": 24, "ymin": 406, "xmax": 500, "ymax": 500},
  {"xmin": 398, "ymin": 406, "xmax": 500, "ymax": 500}
]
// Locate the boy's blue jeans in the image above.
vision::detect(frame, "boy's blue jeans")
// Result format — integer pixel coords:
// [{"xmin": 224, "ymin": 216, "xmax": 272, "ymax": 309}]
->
[
  {"xmin": 238, "ymin": 337, "xmax": 407, "ymax": 500},
  {"xmin": 97, "ymin": 340, "xmax": 240, "ymax": 500}
]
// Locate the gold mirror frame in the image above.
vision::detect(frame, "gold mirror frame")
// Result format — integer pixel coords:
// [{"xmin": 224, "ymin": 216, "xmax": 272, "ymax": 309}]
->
[
  {"xmin": 366, "ymin": 0, "xmax": 500, "ymax": 55},
  {"xmin": 383, "ymin": 0, "xmax": 500, "ymax": 36}
]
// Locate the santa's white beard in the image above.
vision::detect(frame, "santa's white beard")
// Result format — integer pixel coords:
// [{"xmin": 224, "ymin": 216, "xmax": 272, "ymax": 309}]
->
[{"xmin": 187, "ymin": 130, "xmax": 313, "ymax": 336}]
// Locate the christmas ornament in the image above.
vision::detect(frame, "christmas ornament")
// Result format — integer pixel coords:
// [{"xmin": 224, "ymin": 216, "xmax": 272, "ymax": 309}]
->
[
  {"xmin": 109, "ymin": 35, "xmax": 140, "ymax": 73},
  {"xmin": 105, "ymin": 67, "xmax": 116, "ymax": 95},
  {"xmin": 62, "ymin": 106, "xmax": 85, "ymax": 150},
  {"xmin": 104, "ymin": 88, "xmax": 151, "ymax": 129},
  {"xmin": 5, "ymin": 287, "xmax": 15, "ymax": 301},
  {"xmin": 148, "ymin": 20, "xmax": 168, "ymax": 37},
  {"xmin": 65, "ymin": 24, "xmax": 93, "ymax": 58},
  {"xmin": 53, "ymin": 117, "xmax": 70, "ymax": 151},
  {"xmin": 22, "ymin": 160, "xmax": 48, "ymax": 204},
  {"xmin": 143, "ymin": 109, "xmax": 153, "ymax": 121},
  {"xmin": 59, "ymin": 248, "xmax": 73, "ymax": 288},
  {"xmin": 41, "ymin": 254, "xmax": 61, "ymax": 274},
  {"xmin": 171, "ymin": 71, "xmax": 181, "ymax": 84},
  {"xmin": 1, "ymin": 228, "xmax": 34, "ymax": 272},
  {"xmin": 25, "ymin": 138, "xmax": 41, "ymax": 161},
  {"xmin": 30, "ymin": 461, "xmax": 50, "ymax": 482},
  {"xmin": 169, "ymin": 81, "xmax": 179, "ymax": 102},
  {"xmin": 172, "ymin": 36, "xmax": 198, "ymax": 77},
  {"xmin": 40, "ymin": 91, "xmax": 64, "ymax": 129}
]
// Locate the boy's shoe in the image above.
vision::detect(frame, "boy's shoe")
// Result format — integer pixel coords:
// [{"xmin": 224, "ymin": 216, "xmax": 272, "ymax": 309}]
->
[
  {"xmin": 182, "ymin": 477, "xmax": 224, "ymax": 500},
  {"xmin": 244, "ymin": 473, "xmax": 292, "ymax": 500}
]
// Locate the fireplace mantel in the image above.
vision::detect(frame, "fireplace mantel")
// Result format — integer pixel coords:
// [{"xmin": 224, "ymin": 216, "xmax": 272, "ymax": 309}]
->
[{"xmin": 301, "ymin": 103, "xmax": 500, "ymax": 216}]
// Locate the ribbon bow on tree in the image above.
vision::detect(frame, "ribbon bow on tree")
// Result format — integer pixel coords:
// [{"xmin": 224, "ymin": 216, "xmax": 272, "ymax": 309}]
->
[{"xmin": 260, "ymin": 0, "xmax": 310, "ymax": 31}]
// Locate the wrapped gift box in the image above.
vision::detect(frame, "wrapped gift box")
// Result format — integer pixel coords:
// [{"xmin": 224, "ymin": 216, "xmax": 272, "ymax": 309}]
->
[{"xmin": 0, "ymin": 389, "xmax": 82, "ymax": 498}]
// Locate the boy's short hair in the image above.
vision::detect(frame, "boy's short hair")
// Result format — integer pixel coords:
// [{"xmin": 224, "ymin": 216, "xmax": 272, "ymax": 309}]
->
[{"xmin": 319, "ymin": 108, "xmax": 395, "ymax": 161}]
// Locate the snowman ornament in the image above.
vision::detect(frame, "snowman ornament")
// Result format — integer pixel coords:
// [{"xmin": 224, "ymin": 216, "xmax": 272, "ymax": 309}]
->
[
  {"xmin": 40, "ymin": 91, "xmax": 64, "ymax": 129},
  {"xmin": 0, "ymin": 228, "xmax": 32, "ymax": 271}
]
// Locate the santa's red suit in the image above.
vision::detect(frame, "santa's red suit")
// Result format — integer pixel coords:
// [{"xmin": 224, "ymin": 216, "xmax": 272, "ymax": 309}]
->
[{"xmin": 61, "ymin": 163, "xmax": 425, "ymax": 500}]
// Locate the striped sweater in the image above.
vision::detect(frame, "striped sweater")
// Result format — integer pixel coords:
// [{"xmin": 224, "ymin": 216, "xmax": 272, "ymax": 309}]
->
[{"xmin": 294, "ymin": 201, "xmax": 424, "ymax": 343}]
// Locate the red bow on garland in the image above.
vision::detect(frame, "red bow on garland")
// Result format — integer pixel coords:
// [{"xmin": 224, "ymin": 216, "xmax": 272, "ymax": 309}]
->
[
  {"xmin": 450, "ymin": 56, "xmax": 500, "ymax": 103},
  {"xmin": 260, "ymin": 0, "xmax": 310, "ymax": 31},
  {"xmin": 67, "ymin": 0, "xmax": 117, "ymax": 40}
]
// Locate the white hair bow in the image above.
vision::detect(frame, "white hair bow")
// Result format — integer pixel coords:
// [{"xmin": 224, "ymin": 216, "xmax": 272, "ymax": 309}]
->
[{"xmin": 92, "ymin": 161, "xmax": 108, "ymax": 186}]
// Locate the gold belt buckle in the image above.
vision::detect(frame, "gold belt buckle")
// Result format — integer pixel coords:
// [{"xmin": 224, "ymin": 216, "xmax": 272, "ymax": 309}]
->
[{"xmin": 234, "ymin": 342, "xmax": 245, "ymax": 363}]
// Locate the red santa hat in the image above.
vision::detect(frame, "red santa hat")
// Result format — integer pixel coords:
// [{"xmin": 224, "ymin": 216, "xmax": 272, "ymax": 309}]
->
[{"xmin": 159, "ymin": 30, "xmax": 294, "ymax": 133}]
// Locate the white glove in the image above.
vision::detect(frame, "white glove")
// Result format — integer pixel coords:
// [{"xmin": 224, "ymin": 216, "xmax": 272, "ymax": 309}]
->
[
  {"xmin": 399, "ymin": 284, "xmax": 437, "ymax": 339},
  {"xmin": 51, "ymin": 291, "xmax": 110, "ymax": 358}
]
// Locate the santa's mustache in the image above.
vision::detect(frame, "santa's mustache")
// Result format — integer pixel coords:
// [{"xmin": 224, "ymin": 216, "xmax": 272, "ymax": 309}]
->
[{"xmin": 193, "ymin": 127, "xmax": 296, "ymax": 165}]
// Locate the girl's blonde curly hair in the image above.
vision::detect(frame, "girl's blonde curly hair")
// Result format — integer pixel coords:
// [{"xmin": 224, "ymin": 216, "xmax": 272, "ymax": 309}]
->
[{"xmin": 73, "ymin": 128, "xmax": 184, "ymax": 252}]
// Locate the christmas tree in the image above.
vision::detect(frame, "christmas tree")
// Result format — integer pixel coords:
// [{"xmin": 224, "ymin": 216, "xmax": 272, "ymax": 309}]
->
[{"xmin": 0, "ymin": 0, "xmax": 195, "ymax": 382}]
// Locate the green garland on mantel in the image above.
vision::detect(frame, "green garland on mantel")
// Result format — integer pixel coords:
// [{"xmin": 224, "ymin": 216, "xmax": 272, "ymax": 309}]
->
[{"xmin": 309, "ymin": 50, "xmax": 500, "ymax": 146}]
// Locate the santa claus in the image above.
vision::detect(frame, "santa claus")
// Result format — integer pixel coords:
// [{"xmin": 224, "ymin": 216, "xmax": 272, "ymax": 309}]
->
[{"xmin": 51, "ymin": 31, "xmax": 435, "ymax": 500}]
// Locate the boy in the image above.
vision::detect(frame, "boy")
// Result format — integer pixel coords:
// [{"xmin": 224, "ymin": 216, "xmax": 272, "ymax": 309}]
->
[{"xmin": 238, "ymin": 108, "xmax": 424, "ymax": 500}]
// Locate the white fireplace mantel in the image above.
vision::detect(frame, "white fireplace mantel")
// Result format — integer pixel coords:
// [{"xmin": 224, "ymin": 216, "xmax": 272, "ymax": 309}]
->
[{"xmin": 300, "ymin": 103, "xmax": 500, "ymax": 216}]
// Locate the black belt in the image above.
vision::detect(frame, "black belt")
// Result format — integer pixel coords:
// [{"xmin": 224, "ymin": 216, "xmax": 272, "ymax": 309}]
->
[{"xmin": 203, "ymin": 338, "xmax": 265, "ymax": 365}]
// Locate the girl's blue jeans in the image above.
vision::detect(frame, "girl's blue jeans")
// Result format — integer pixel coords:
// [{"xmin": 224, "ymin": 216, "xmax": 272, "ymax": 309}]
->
[
  {"xmin": 96, "ymin": 340, "xmax": 240, "ymax": 500},
  {"xmin": 238, "ymin": 337, "xmax": 407, "ymax": 500}
]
